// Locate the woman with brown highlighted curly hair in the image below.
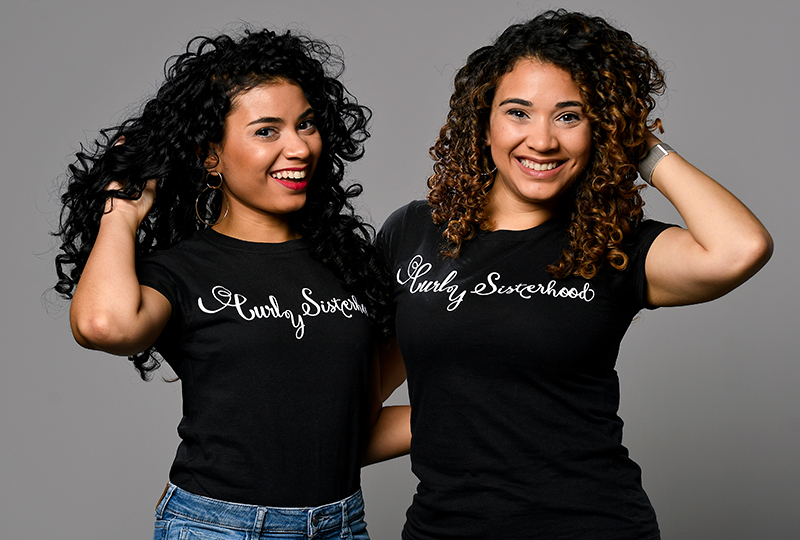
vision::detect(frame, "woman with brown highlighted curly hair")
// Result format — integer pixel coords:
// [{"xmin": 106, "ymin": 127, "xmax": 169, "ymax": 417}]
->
[{"xmin": 377, "ymin": 9, "xmax": 772, "ymax": 539}]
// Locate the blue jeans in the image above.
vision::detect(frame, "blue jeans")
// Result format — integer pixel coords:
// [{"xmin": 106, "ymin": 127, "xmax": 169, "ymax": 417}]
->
[{"xmin": 153, "ymin": 484, "xmax": 369, "ymax": 539}]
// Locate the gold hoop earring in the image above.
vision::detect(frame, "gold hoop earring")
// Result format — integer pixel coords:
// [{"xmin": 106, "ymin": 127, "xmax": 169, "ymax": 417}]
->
[
  {"xmin": 195, "ymin": 172, "xmax": 230, "ymax": 227},
  {"xmin": 481, "ymin": 165, "xmax": 498, "ymax": 177},
  {"xmin": 479, "ymin": 148, "xmax": 497, "ymax": 177}
]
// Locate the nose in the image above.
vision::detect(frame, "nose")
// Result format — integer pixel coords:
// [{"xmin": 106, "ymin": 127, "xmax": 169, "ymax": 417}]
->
[
  {"xmin": 283, "ymin": 131, "xmax": 312, "ymax": 160},
  {"xmin": 526, "ymin": 118, "xmax": 558, "ymax": 152}
]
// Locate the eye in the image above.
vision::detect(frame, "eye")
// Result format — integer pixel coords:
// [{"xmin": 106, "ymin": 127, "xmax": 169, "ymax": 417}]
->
[
  {"xmin": 507, "ymin": 108, "xmax": 529, "ymax": 120},
  {"xmin": 255, "ymin": 126, "xmax": 278, "ymax": 138},
  {"xmin": 298, "ymin": 118, "xmax": 317, "ymax": 132},
  {"xmin": 558, "ymin": 112, "xmax": 582, "ymax": 124}
]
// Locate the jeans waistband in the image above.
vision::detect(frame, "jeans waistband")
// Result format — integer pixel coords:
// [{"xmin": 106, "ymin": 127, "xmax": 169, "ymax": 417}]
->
[{"xmin": 155, "ymin": 483, "xmax": 364, "ymax": 535}]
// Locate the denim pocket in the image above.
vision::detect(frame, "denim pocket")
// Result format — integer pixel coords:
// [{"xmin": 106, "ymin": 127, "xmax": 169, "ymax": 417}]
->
[
  {"xmin": 177, "ymin": 520, "xmax": 247, "ymax": 540},
  {"xmin": 152, "ymin": 519, "xmax": 169, "ymax": 540}
]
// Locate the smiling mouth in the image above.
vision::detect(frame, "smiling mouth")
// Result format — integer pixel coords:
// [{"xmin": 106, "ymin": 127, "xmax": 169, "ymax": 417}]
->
[
  {"xmin": 518, "ymin": 158, "xmax": 563, "ymax": 171},
  {"xmin": 270, "ymin": 168, "xmax": 309, "ymax": 190},
  {"xmin": 270, "ymin": 169, "xmax": 308, "ymax": 180}
]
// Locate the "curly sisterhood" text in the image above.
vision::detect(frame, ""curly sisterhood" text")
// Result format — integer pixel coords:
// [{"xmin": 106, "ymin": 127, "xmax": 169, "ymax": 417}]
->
[
  {"xmin": 396, "ymin": 254, "xmax": 595, "ymax": 311},
  {"xmin": 197, "ymin": 286, "xmax": 368, "ymax": 338}
]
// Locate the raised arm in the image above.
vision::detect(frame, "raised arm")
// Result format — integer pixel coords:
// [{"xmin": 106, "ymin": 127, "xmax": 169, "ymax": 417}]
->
[
  {"xmin": 70, "ymin": 179, "xmax": 171, "ymax": 355},
  {"xmin": 643, "ymin": 134, "xmax": 773, "ymax": 307}
]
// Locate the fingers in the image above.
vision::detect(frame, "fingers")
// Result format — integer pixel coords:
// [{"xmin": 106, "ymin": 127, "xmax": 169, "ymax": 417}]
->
[
  {"xmin": 103, "ymin": 178, "xmax": 158, "ymax": 219},
  {"xmin": 104, "ymin": 178, "xmax": 157, "ymax": 196},
  {"xmin": 143, "ymin": 178, "xmax": 157, "ymax": 195},
  {"xmin": 102, "ymin": 136, "xmax": 157, "ymax": 218},
  {"xmin": 105, "ymin": 180, "xmax": 124, "ymax": 192},
  {"xmin": 643, "ymin": 131, "xmax": 662, "ymax": 147}
]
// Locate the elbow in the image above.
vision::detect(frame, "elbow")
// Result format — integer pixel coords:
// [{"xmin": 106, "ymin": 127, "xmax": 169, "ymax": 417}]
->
[
  {"xmin": 71, "ymin": 311, "xmax": 113, "ymax": 350},
  {"xmin": 737, "ymin": 227, "xmax": 773, "ymax": 276},
  {"xmin": 715, "ymin": 227, "xmax": 773, "ymax": 287},
  {"xmin": 70, "ymin": 309, "xmax": 136, "ymax": 355},
  {"xmin": 755, "ymin": 229, "xmax": 774, "ymax": 268}
]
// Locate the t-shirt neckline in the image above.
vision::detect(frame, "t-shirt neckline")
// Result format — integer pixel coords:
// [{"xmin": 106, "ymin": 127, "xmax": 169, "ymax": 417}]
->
[
  {"xmin": 200, "ymin": 227, "xmax": 307, "ymax": 254},
  {"xmin": 475, "ymin": 215, "xmax": 566, "ymax": 243}
]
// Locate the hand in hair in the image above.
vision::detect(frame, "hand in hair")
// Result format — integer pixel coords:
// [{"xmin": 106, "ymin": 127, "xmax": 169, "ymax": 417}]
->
[{"xmin": 104, "ymin": 178, "xmax": 157, "ymax": 224}]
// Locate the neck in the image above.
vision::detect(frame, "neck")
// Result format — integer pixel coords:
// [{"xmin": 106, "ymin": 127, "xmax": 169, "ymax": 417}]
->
[
  {"xmin": 212, "ymin": 215, "xmax": 300, "ymax": 243},
  {"xmin": 485, "ymin": 197, "xmax": 558, "ymax": 231}
]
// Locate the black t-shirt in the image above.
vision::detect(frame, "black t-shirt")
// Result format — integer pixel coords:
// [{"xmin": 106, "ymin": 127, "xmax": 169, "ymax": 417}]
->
[
  {"xmin": 137, "ymin": 229, "xmax": 372, "ymax": 507},
  {"xmin": 378, "ymin": 201, "xmax": 673, "ymax": 540}
]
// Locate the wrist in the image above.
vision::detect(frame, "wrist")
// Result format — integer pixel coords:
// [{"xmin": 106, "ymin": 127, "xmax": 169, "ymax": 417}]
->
[
  {"xmin": 638, "ymin": 142, "xmax": 675, "ymax": 186},
  {"xmin": 100, "ymin": 201, "xmax": 145, "ymax": 232}
]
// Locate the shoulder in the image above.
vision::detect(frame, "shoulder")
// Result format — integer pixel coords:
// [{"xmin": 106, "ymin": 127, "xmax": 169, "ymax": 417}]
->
[
  {"xmin": 379, "ymin": 200, "xmax": 433, "ymax": 236},
  {"xmin": 142, "ymin": 230, "xmax": 206, "ymax": 259},
  {"xmin": 626, "ymin": 219, "xmax": 676, "ymax": 256},
  {"xmin": 614, "ymin": 219, "xmax": 677, "ymax": 304},
  {"xmin": 383, "ymin": 200, "xmax": 431, "ymax": 226},
  {"xmin": 377, "ymin": 200, "xmax": 437, "ymax": 262},
  {"xmin": 136, "ymin": 231, "xmax": 211, "ymax": 284}
]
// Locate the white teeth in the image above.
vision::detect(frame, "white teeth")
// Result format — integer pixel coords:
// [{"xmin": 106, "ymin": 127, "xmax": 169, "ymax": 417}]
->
[
  {"xmin": 520, "ymin": 158, "xmax": 559, "ymax": 171},
  {"xmin": 271, "ymin": 170, "xmax": 307, "ymax": 180}
]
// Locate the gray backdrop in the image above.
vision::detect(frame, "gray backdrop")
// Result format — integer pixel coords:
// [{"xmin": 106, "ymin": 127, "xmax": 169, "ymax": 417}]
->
[{"xmin": 3, "ymin": 0, "xmax": 798, "ymax": 538}]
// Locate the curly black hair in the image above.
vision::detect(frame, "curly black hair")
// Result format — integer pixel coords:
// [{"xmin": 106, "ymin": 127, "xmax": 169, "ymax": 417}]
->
[
  {"xmin": 54, "ymin": 27, "xmax": 390, "ymax": 378},
  {"xmin": 428, "ymin": 9, "xmax": 666, "ymax": 278}
]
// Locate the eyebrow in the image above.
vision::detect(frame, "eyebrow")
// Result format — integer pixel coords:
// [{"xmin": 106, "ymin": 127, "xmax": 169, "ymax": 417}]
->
[
  {"xmin": 247, "ymin": 107, "xmax": 315, "ymax": 127},
  {"xmin": 498, "ymin": 98, "xmax": 583, "ymax": 109}
]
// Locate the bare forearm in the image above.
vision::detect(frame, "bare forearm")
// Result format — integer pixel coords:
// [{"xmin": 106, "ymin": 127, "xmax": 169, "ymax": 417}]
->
[
  {"xmin": 652, "ymin": 154, "xmax": 771, "ymax": 263},
  {"xmin": 363, "ymin": 405, "xmax": 411, "ymax": 466},
  {"xmin": 378, "ymin": 336, "xmax": 406, "ymax": 401}
]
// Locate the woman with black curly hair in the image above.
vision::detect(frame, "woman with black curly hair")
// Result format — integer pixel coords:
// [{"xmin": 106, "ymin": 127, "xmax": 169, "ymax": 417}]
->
[
  {"xmin": 378, "ymin": 9, "xmax": 772, "ymax": 539},
  {"xmin": 56, "ymin": 27, "xmax": 408, "ymax": 540}
]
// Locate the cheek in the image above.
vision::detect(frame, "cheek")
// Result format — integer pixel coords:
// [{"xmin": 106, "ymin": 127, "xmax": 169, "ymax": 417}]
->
[
  {"xmin": 311, "ymin": 137, "xmax": 323, "ymax": 160},
  {"xmin": 305, "ymin": 134, "xmax": 323, "ymax": 165},
  {"xmin": 488, "ymin": 142, "xmax": 507, "ymax": 171},
  {"xmin": 570, "ymin": 130, "xmax": 593, "ymax": 167},
  {"xmin": 486, "ymin": 121, "xmax": 517, "ymax": 155},
  {"xmin": 485, "ymin": 113, "xmax": 512, "ymax": 149},
  {"xmin": 219, "ymin": 141, "xmax": 253, "ymax": 170}
]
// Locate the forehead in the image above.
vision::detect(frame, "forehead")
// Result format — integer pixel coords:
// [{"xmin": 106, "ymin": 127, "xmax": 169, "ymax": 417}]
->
[
  {"xmin": 494, "ymin": 59, "xmax": 582, "ymax": 102},
  {"xmin": 228, "ymin": 80, "xmax": 309, "ymax": 116}
]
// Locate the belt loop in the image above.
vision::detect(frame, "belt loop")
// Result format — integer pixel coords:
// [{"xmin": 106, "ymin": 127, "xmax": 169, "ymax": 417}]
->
[
  {"xmin": 340, "ymin": 497, "xmax": 350, "ymax": 538},
  {"xmin": 309, "ymin": 508, "xmax": 319, "ymax": 537},
  {"xmin": 154, "ymin": 484, "xmax": 177, "ymax": 519},
  {"xmin": 253, "ymin": 507, "xmax": 267, "ymax": 535}
]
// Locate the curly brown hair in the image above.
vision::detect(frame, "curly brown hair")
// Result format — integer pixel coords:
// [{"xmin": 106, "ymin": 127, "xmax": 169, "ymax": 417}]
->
[{"xmin": 428, "ymin": 9, "xmax": 666, "ymax": 278}]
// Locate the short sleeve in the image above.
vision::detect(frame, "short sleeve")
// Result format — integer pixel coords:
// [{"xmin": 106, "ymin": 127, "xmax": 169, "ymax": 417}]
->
[
  {"xmin": 136, "ymin": 254, "xmax": 179, "ymax": 311},
  {"xmin": 627, "ymin": 220, "xmax": 677, "ymax": 309}
]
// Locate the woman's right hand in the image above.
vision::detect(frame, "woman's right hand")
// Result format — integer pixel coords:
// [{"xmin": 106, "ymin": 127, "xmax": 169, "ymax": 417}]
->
[{"xmin": 104, "ymin": 178, "xmax": 157, "ymax": 227}]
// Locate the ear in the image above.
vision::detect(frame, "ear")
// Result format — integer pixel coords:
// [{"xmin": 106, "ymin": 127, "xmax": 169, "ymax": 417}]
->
[
  {"xmin": 203, "ymin": 144, "xmax": 222, "ymax": 172},
  {"xmin": 484, "ymin": 122, "xmax": 491, "ymax": 147}
]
